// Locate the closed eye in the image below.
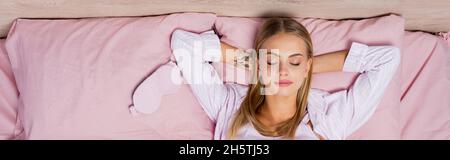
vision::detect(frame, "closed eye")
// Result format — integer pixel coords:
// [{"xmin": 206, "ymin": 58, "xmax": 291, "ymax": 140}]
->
[
  {"xmin": 289, "ymin": 58, "xmax": 302, "ymax": 66},
  {"xmin": 266, "ymin": 54, "xmax": 279, "ymax": 65},
  {"xmin": 267, "ymin": 61, "xmax": 278, "ymax": 65}
]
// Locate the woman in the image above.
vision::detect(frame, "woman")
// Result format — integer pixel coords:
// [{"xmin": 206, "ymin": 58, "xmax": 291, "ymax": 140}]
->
[{"xmin": 170, "ymin": 18, "xmax": 400, "ymax": 140}]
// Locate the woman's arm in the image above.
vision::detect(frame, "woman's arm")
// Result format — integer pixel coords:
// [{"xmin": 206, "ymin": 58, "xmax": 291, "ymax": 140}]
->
[
  {"xmin": 312, "ymin": 50, "xmax": 349, "ymax": 74},
  {"xmin": 221, "ymin": 42, "xmax": 238, "ymax": 63},
  {"xmin": 171, "ymin": 30, "xmax": 231, "ymax": 121},
  {"xmin": 313, "ymin": 42, "xmax": 401, "ymax": 139}
]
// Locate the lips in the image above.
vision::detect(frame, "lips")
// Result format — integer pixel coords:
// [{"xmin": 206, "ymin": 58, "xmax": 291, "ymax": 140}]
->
[{"xmin": 275, "ymin": 80, "xmax": 293, "ymax": 87}]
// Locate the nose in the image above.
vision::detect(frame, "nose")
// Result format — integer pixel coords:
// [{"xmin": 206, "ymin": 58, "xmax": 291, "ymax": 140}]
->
[{"xmin": 279, "ymin": 63, "xmax": 288, "ymax": 77}]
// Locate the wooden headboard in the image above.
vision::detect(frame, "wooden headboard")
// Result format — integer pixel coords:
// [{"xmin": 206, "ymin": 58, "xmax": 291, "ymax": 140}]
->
[{"xmin": 1, "ymin": 0, "xmax": 449, "ymax": 38}]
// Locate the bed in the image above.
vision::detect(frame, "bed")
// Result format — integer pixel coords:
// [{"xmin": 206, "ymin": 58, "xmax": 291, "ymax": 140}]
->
[{"xmin": 0, "ymin": 0, "xmax": 449, "ymax": 140}]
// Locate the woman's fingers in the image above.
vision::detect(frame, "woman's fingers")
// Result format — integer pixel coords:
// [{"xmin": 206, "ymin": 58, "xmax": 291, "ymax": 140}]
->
[{"xmin": 234, "ymin": 49, "xmax": 254, "ymax": 70}]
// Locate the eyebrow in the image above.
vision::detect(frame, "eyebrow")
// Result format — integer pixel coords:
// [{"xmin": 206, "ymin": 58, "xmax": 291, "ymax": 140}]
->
[
  {"xmin": 288, "ymin": 53, "xmax": 304, "ymax": 58},
  {"xmin": 266, "ymin": 52, "xmax": 305, "ymax": 58}
]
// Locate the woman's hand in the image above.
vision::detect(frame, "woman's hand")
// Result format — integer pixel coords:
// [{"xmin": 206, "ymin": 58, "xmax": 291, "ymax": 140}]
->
[{"xmin": 221, "ymin": 42, "xmax": 255, "ymax": 71}]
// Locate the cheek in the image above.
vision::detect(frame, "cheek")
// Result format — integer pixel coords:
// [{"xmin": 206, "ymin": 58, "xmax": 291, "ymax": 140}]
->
[
  {"xmin": 291, "ymin": 66, "xmax": 308, "ymax": 86},
  {"xmin": 290, "ymin": 64, "xmax": 307, "ymax": 75},
  {"xmin": 259, "ymin": 65, "xmax": 278, "ymax": 81},
  {"xmin": 258, "ymin": 67, "xmax": 272, "ymax": 85}
]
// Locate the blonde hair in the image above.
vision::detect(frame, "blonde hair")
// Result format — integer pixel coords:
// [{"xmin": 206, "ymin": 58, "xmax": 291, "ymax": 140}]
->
[{"xmin": 228, "ymin": 18, "xmax": 313, "ymax": 139}]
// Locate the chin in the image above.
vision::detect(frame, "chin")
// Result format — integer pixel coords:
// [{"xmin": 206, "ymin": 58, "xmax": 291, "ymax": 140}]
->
[{"xmin": 271, "ymin": 88, "xmax": 297, "ymax": 97}]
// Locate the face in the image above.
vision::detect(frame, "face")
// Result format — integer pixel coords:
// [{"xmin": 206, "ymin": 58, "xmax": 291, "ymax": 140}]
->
[{"xmin": 258, "ymin": 32, "xmax": 312, "ymax": 97}]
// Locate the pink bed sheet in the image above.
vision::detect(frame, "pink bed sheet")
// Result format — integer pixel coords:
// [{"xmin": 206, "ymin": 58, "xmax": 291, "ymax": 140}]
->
[
  {"xmin": 399, "ymin": 31, "xmax": 450, "ymax": 139},
  {"xmin": 0, "ymin": 39, "xmax": 19, "ymax": 140}
]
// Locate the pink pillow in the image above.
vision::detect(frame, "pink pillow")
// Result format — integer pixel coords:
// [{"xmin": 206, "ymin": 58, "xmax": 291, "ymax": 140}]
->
[
  {"xmin": 5, "ymin": 13, "xmax": 216, "ymax": 139},
  {"xmin": 0, "ymin": 39, "xmax": 19, "ymax": 140},
  {"xmin": 214, "ymin": 15, "xmax": 405, "ymax": 139}
]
